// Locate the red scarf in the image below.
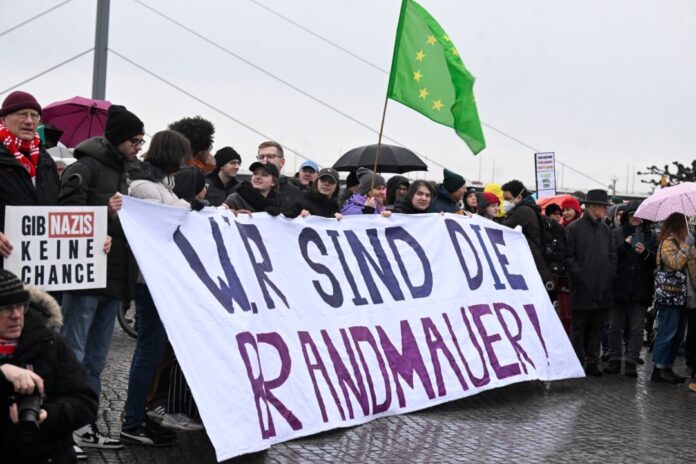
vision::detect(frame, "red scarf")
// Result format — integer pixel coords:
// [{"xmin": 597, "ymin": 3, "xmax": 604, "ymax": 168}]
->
[{"xmin": 0, "ymin": 121, "xmax": 41, "ymax": 177}]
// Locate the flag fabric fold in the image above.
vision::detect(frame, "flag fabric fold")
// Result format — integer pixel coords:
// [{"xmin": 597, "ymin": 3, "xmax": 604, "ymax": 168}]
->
[{"xmin": 387, "ymin": 0, "xmax": 486, "ymax": 154}]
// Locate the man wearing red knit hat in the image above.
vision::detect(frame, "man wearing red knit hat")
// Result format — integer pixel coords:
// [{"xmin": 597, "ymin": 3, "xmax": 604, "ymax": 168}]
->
[{"xmin": 0, "ymin": 91, "xmax": 60, "ymax": 268}]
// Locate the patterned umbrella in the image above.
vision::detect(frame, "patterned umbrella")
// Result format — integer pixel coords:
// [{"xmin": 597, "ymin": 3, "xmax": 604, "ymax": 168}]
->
[
  {"xmin": 42, "ymin": 96, "xmax": 111, "ymax": 148},
  {"xmin": 634, "ymin": 182, "xmax": 696, "ymax": 221}
]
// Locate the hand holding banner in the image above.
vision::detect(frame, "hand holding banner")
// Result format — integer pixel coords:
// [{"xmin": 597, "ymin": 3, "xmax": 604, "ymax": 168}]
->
[{"xmin": 118, "ymin": 196, "xmax": 583, "ymax": 461}]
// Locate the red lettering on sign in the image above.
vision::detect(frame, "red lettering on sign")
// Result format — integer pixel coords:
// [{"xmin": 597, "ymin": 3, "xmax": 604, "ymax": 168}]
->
[{"xmin": 48, "ymin": 212, "xmax": 95, "ymax": 238}]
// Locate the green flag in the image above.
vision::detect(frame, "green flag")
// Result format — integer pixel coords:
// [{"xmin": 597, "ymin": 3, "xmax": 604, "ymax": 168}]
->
[{"xmin": 387, "ymin": 0, "xmax": 486, "ymax": 154}]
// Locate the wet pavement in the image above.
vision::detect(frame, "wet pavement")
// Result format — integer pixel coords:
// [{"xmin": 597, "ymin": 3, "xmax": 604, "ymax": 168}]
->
[{"xmin": 88, "ymin": 324, "xmax": 696, "ymax": 463}]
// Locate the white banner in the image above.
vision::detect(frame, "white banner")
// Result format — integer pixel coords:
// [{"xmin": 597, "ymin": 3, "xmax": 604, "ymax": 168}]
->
[
  {"xmin": 3, "ymin": 206, "xmax": 108, "ymax": 291},
  {"xmin": 118, "ymin": 196, "xmax": 583, "ymax": 462}
]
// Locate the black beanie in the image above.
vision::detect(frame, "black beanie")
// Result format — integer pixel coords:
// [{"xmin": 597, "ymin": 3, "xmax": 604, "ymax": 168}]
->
[
  {"xmin": 0, "ymin": 270, "xmax": 29, "ymax": 307},
  {"xmin": 105, "ymin": 105, "xmax": 144, "ymax": 146},
  {"xmin": 442, "ymin": 168, "xmax": 465, "ymax": 193},
  {"xmin": 357, "ymin": 167, "xmax": 386, "ymax": 195},
  {"xmin": 173, "ymin": 167, "xmax": 207, "ymax": 203},
  {"xmin": 215, "ymin": 146, "xmax": 242, "ymax": 169}
]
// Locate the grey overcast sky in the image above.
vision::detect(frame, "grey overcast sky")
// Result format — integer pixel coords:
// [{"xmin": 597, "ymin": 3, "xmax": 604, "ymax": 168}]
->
[{"xmin": 2, "ymin": 0, "xmax": 694, "ymax": 193}]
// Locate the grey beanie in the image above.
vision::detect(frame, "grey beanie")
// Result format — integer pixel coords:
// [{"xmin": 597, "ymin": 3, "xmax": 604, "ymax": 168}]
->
[{"xmin": 357, "ymin": 167, "xmax": 386, "ymax": 195}]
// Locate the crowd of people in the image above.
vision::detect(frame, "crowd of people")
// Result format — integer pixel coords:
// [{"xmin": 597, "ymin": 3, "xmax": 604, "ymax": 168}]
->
[{"xmin": 0, "ymin": 89, "xmax": 694, "ymax": 462}]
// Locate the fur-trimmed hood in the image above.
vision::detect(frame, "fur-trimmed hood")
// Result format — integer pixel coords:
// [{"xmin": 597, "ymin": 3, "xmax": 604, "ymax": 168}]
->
[{"xmin": 26, "ymin": 286, "xmax": 63, "ymax": 330}]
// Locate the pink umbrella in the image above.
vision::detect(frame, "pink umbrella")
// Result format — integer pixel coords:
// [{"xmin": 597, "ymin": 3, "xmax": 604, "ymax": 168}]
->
[
  {"xmin": 634, "ymin": 182, "xmax": 696, "ymax": 221},
  {"xmin": 42, "ymin": 96, "xmax": 111, "ymax": 148}
]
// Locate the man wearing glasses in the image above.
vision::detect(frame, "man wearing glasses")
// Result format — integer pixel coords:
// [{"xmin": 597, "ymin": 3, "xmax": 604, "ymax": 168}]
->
[
  {"xmin": 256, "ymin": 141, "xmax": 302, "ymax": 209},
  {"xmin": 0, "ymin": 268, "xmax": 98, "ymax": 462},
  {"xmin": 58, "ymin": 104, "xmax": 146, "ymax": 450},
  {"xmin": 0, "ymin": 91, "xmax": 61, "ymax": 267}
]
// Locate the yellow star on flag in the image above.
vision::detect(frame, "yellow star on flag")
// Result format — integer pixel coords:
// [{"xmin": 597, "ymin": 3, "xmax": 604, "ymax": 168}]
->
[
  {"xmin": 450, "ymin": 47, "xmax": 459, "ymax": 56},
  {"xmin": 419, "ymin": 88, "xmax": 429, "ymax": 99},
  {"xmin": 442, "ymin": 35, "xmax": 451, "ymax": 42},
  {"xmin": 426, "ymin": 35, "xmax": 437, "ymax": 46},
  {"xmin": 415, "ymin": 50, "xmax": 426, "ymax": 62},
  {"xmin": 432, "ymin": 99, "xmax": 444, "ymax": 111},
  {"xmin": 413, "ymin": 70, "xmax": 423, "ymax": 82}
]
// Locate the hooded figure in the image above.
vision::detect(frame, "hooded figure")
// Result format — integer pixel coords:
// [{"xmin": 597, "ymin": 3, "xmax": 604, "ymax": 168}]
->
[{"xmin": 386, "ymin": 175, "xmax": 410, "ymax": 207}]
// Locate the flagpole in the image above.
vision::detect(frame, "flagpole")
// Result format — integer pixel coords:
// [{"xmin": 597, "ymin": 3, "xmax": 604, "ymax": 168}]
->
[{"xmin": 370, "ymin": 96, "xmax": 389, "ymax": 191}]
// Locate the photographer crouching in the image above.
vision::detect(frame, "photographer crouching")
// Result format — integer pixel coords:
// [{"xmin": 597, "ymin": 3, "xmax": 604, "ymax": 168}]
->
[{"xmin": 0, "ymin": 270, "xmax": 98, "ymax": 463}]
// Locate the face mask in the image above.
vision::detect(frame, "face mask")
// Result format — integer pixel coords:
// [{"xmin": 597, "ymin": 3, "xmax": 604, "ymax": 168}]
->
[{"xmin": 502, "ymin": 200, "xmax": 514, "ymax": 213}]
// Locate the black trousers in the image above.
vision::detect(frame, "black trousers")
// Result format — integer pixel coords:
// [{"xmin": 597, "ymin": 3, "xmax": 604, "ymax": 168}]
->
[{"xmin": 572, "ymin": 309, "xmax": 608, "ymax": 365}]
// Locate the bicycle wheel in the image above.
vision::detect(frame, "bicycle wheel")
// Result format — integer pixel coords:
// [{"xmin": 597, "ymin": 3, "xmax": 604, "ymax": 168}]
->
[{"xmin": 117, "ymin": 300, "xmax": 138, "ymax": 338}]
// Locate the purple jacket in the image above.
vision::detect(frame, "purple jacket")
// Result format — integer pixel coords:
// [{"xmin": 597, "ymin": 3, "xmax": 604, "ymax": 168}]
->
[{"xmin": 341, "ymin": 193, "xmax": 384, "ymax": 215}]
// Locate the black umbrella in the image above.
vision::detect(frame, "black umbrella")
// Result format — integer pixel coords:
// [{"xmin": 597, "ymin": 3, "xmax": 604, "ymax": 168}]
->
[{"xmin": 332, "ymin": 144, "xmax": 428, "ymax": 174}]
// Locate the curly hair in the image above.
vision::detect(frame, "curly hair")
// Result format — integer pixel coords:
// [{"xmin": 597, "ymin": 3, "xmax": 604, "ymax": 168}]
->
[{"xmin": 168, "ymin": 116, "xmax": 215, "ymax": 157}]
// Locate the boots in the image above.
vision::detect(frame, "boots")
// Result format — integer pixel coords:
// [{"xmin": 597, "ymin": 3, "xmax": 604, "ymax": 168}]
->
[
  {"xmin": 624, "ymin": 362, "xmax": 637, "ymax": 378},
  {"xmin": 585, "ymin": 363, "xmax": 602, "ymax": 377},
  {"xmin": 603, "ymin": 360, "xmax": 622, "ymax": 375},
  {"xmin": 651, "ymin": 367, "xmax": 685, "ymax": 384}
]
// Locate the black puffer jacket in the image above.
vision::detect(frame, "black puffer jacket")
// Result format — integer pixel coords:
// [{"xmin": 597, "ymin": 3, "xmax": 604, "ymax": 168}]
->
[
  {"xmin": 0, "ymin": 145, "xmax": 59, "ymax": 235},
  {"xmin": 0, "ymin": 288, "xmax": 98, "ymax": 464},
  {"xmin": 58, "ymin": 137, "xmax": 135, "ymax": 300},
  {"xmin": 566, "ymin": 212, "xmax": 617, "ymax": 310}
]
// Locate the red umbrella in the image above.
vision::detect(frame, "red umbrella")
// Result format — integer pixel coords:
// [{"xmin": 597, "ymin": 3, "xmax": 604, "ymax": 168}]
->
[
  {"xmin": 536, "ymin": 194, "xmax": 575, "ymax": 211},
  {"xmin": 42, "ymin": 96, "xmax": 111, "ymax": 148}
]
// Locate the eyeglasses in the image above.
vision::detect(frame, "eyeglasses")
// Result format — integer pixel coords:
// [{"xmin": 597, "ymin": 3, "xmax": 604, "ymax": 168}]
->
[
  {"xmin": 130, "ymin": 137, "xmax": 146, "ymax": 146},
  {"xmin": 11, "ymin": 111, "xmax": 40, "ymax": 121},
  {"xmin": 256, "ymin": 154, "xmax": 282, "ymax": 161},
  {"xmin": 0, "ymin": 302, "xmax": 28, "ymax": 315}
]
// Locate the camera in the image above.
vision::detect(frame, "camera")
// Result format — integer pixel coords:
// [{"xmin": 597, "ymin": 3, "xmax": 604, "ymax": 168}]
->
[{"xmin": 15, "ymin": 392, "xmax": 43, "ymax": 439}]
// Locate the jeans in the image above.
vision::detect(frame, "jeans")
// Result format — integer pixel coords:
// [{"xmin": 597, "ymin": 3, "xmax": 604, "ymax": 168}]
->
[
  {"xmin": 608, "ymin": 303, "xmax": 647, "ymax": 363},
  {"xmin": 61, "ymin": 292, "xmax": 118, "ymax": 396},
  {"xmin": 651, "ymin": 304, "xmax": 686, "ymax": 368},
  {"xmin": 123, "ymin": 284, "xmax": 168, "ymax": 429},
  {"xmin": 571, "ymin": 309, "xmax": 608, "ymax": 365}
]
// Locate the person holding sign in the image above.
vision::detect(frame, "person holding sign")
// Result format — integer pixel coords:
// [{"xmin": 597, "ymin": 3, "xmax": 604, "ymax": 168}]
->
[
  {"xmin": 0, "ymin": 91, "xmax": 60, "ymax": 268},
  {"xmin": 224, "ymin": 162, "xmax": 285, "ymax": 216},
  {"xmin": 393, "ymin": 180, "xmax": 435, "ymax": 214},
  {"xmin": 121, "ymin": 130, "xmax": 193, "ymax": 446},
  {"xmin": 299, "ymin": 168, "xmax": 342, "ymax": 219},
  {"xmin": 428, "ymin": 168, "xmax": 466, "ymax": 214},
  {"xmin": 58, "ymin": 104, "xmax": 146, "ymax": 450},
  {"xmin": 341, "ymin": 167, "xmax": 392, "ymax": 217}
]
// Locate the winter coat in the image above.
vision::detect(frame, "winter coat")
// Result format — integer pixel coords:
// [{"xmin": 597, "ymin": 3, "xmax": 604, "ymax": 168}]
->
[
  {"xmin": 0, "ymin": 288, "xmax": 98, "ymax": 464},
  {"xmin": 300, "ymin": 188, "xmax": 339, "ymax": 218},
  {"xmin": 427, "ymin": 184, "xmax": 460, "ymax": 213},
  {"xmin": 204, "ymin": 171, "xmax": 238, "ymax": 207},
  {"xmin": 566, "ymin": 212, "xmax": 617, "ymax": 311},
  {"xmin": 0, "ymin": 144, "xmax": 59, "ymax": 237},
  {"xmin": 58, "ymin": 136, "xmax": 136, "ymax": 301},
  {"xmin": 612, "ymin": 222, "xmax": 657, "ymax": 305},
  {"xmin": 278, "ymin": 176, "xmax": 302, "ymax": 210},
  {"xmin": 502, "ymin": 196, "xmax": 554, "ymax": 286},
  {"xmin": 128, "ymin": 164, "xmax": 190, "ymax": 208},
  {"xmin": 341, "ymin": 193, "xmax": 384, "ymax": 215},
  {"xmin": 225, "ymin": 181, "xmax": 283, "ymax": 215},
  {"xmin": 386, "ymin": 176, "xmax": 409, "ymax": 206},
  {"xmin": 393, "ymin": 195, "xmax": 427, "ymax": 214}
]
